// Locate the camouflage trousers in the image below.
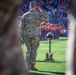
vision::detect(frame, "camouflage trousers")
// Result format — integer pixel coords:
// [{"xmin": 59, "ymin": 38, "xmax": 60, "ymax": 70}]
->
[{"xmin": 23, "ymin": 36, "xmax": 40, "ymax": 69}]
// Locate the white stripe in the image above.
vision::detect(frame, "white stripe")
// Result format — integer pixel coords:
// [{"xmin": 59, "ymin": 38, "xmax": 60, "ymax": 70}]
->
[{"xmin": 66, "ymin": 14, "xmax": 76, "ymax": 75}]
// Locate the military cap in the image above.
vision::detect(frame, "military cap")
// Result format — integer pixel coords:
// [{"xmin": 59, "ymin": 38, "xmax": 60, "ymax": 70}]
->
[{"xmin": 30, "ymin": 1, "xmax": 37, "ymax": 7}]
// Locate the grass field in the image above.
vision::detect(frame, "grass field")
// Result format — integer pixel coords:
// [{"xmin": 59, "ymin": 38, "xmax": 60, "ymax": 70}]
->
[{"xmin": 21, "ymin": 37, "xmax": 67, "ymax": 75}]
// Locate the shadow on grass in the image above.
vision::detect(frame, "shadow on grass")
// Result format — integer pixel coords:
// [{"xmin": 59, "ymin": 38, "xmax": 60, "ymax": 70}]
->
[
  {"xmin": 30, "ymin": 70, "xmax": 65, "ymax": 75},
  {"xmin": 59, "ymin": 39, "xmax": 67, "ymax": 41},
  {"xmin": 36, "ymin": 60, "xmax": 65, "ymax": 63},
  {"xmin": 31, "ymin": 72, "xmax": 46, "ymax": 75},
  {"xmin": 38, "ymin": 70, "xmax": 65, "ymax": 75}
]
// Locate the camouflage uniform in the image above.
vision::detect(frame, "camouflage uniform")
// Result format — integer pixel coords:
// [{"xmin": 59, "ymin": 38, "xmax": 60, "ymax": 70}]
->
[{"xmin": 21, "ymin": 10, "xmax": 50, "ymax": 69}]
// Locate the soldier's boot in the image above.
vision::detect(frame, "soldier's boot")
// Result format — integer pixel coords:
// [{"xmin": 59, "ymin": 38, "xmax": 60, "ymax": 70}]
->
[
  {"xmin": 50, "ymin": 53, "xmax": 54, "ymax": 60},
  {"xmin": 46, "ymin": 53, "xmax": 49, "ymax": 60},
  {"xmin": 31, "ymin": 64, "xmax": 38, "ymax": 71}
]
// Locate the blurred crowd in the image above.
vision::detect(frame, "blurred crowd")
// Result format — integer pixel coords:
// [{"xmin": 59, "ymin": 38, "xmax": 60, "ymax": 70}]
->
[
  {"xmin": 21, "ymin": 0, "xmax": 69, "ymax": 40},
  {"xmin": 40, "ymin": 22, "xmax": 68, "ymax": 40}
]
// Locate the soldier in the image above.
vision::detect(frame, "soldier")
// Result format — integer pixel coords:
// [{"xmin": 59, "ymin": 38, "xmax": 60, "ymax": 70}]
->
[{"xmin": 21, "ymin": 1, "xmax": 50, "ymax": 70}]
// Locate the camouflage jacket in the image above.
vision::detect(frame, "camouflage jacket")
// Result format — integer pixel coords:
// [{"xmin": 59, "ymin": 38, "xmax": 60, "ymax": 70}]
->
[{"xmin": 21, "ymin": 10, "xmax": 50, "ymax": 37}]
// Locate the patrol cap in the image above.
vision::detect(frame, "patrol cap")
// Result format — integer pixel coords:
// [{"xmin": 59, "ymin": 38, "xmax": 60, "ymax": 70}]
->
[{"xmin": 30, "ymin": 1, "xmax": 37, "ymax": 7}]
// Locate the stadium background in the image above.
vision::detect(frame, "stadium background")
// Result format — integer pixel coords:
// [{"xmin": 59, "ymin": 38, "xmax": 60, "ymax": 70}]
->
[{"xmin": 21, "ymin": 0, "xmax": 70, "ymax": 40}]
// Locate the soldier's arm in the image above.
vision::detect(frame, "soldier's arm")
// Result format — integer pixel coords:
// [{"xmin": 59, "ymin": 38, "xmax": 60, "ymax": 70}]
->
[
  {"xmin": 40, "ymin": 11, "xmax": 50, "ymax": 22},
  {"xmin": 20, "ymin": 15, "xmax": 25, "ymax": 44},
  {"xmin": 20, "ymin": 14, "xmax": 26, "ymax": 35},
  {"xmin": 37, "ymin": 6, "xmax": 50, "ymax": 22},
  {"xmin": 21, "ymin": 15, "xmax": 25, "ymax": 30}
]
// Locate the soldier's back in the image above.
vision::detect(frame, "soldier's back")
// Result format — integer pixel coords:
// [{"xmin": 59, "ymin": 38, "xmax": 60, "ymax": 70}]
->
[
  {"xmin": 22, "ymin": 10, "xmax": 42, "ymax": 37},
  {"xmin": 23, "ymin": 10, "xmax": 41, "ymax": 27}
]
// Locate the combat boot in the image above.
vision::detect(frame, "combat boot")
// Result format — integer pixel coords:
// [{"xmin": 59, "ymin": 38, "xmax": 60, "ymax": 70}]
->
[
  {"xmin": 31, "ymin": 64, "xmax": 38, "ymax": 71},
  {"xmin": 50, "ymin": 53, "xmax": 53, "ymax": 60},
  {"xmin": 50, "ymin": 53, "xmax": 54, "ymax": 61}
]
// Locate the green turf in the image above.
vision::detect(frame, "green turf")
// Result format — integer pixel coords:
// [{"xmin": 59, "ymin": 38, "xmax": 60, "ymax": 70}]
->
[{"xmin": 21, "ymin": 37, "xmax": 67, "ymax": 75}]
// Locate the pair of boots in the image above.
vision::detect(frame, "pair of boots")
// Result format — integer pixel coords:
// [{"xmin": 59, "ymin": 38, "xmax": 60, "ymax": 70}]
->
[{"xmin": 45, "ymin": 53, "xmax": 53, "ymax": 60}]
